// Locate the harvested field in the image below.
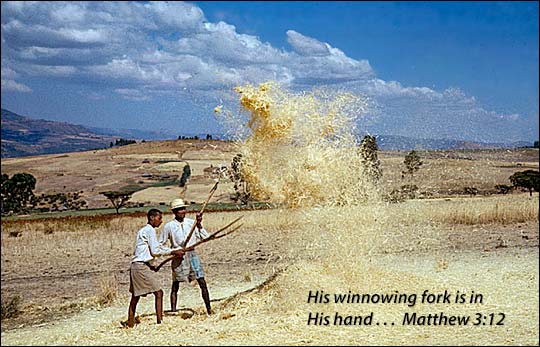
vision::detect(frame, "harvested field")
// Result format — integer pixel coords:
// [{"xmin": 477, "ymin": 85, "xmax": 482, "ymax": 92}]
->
[{"xmin": 1, "ymin": 195, "xmax": 538, "ymax": 345}]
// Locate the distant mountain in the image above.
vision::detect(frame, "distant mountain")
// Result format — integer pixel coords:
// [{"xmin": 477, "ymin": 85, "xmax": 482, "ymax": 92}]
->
[
  {"xmin": 1, "ymin": 108, "xmax": 116, "ymax": 158},
  {"xmin": 87, "ymin": 126, "xmax": 178, "ymax": 141},
  {"xmin": 88, "ymin": 126, "xmax": 230, "ymax": 141},
  {"xmin": 2, "ymin": 107, "xmax": 532, "ymax": 158},
  {"xmin": 369, "ymin": 134, "xmax": 531, "ymax": 151}
]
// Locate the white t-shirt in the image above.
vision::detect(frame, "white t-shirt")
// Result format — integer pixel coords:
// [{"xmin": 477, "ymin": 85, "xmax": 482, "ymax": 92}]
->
[{"xmin": 159, "ymin": 218, "xmax": 209, "ymax": 249}]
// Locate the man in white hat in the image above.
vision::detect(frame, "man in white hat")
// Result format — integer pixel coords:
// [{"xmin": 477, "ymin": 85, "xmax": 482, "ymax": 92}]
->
[{"xmin": 159, "ymin": 198, "xmax": 212, "ymax": 314}]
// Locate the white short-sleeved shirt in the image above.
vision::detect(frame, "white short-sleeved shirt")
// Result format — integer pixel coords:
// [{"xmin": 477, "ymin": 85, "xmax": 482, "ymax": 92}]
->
[
  {"xmin": 159, "ymin": 218, "xmax": 209, "ymax": 249},
  {"xmin": 132, "ymin": 224, "xmax": 176, "ymax": 263}
]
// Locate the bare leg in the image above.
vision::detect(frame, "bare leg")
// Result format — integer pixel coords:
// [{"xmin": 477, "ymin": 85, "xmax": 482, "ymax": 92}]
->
[
  {"xmin": 170, "ymin": 281, "xmax": 180, "ymax": 312},
  {"xmin": 197, "ymin": 278, "xmax": 212, "ymax": 315},
  {"xmin": 127, "ymin": 294, "xmax": 140, "ymax": 328},
  {"xmin": 154, "ymin": 289, "xmax": 164, "ymax": 324}
]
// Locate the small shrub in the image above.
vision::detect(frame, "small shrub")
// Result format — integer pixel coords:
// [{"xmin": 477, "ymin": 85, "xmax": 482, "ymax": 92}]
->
[
  {"xmin": 495, "ymin": 184, "xmax": 513, "ymax": 195},
  {"xmin": 384, "ymin": 189, "xmax": 405, "ymax": 203},
  {"xmin": 418, "ymin": 191, "xmax": 433, "ymax": 199},
  {"xmin": 95, "ymin": 274, "xmax": 118, "ymax": 307},
  {"xmin": 400, "ymin": 184, "xmax": 418, "ymax": 199},
  {"xmin": 463, "ymin": 186, "xmax": 479, "ymax": 196},
  {"xmin": 384, "ymin": 185, "xmax": 418, "ymax": 203},
  {"xmin": 1, "ymin": 295, "xmax": 22, "ymax": 320}
]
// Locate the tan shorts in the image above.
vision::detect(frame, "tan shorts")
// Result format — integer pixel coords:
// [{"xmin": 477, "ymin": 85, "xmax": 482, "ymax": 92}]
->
[{"xmin": 129, "ymin": 262, "xmax": 161, "ymax": 297}]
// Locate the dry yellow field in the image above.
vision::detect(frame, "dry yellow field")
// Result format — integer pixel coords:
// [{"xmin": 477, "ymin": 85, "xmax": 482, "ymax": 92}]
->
[
  {"xmin": 378, "ymin": 149, "xmax": 539, "ymax": 195},
  {"xmin": 1, "ymin": 194, "xmax": 538, "ymax": 345}
]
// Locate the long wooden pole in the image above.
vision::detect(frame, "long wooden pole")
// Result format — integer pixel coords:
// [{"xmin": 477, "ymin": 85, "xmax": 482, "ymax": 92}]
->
[{"xmin": 182, "ymin": 180, "xmax": 219, "ymax": 249}]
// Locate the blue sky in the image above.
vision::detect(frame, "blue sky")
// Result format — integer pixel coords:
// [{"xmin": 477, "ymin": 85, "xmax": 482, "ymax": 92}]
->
[{"xmin": 1, "ymin": 1, "xmax": 538, "ymax": 142}]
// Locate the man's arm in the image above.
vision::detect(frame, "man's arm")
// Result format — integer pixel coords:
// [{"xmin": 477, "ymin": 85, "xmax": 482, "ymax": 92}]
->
[
  {"xmin": 148, "ymin": 228, "xmax": 175, "ymax": 257},
  {"xmin": 195, "ymin": 213, "xmax": 210, "ymax": 240},
  {"xmin": 158, "ymin": 223, "xmax": 170, "ymax": 247}
]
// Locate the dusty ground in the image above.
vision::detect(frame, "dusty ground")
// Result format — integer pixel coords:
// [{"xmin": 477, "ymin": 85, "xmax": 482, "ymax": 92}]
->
[
  {"xmin": 1, "ymin": 214, "xmax": 537, "ymax": 332},
  {"xmin": 0, "ymin": 210, "xmax": 290, "ymax": 331},
  {"xmin": 1, "ymin": 193, "xmax": 538, "ymax": 345},
  {"xmin": 1, "ymin": 145, "xmax": 538, "ymax": 344}
]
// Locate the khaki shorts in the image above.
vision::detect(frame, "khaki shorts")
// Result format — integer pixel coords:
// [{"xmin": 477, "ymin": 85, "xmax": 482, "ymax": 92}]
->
[{"xmin": 129, "ymin": 262, "xmax": 161, "ymax": 297}]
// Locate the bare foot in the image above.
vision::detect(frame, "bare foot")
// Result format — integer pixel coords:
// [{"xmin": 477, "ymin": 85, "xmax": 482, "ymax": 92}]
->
[
  {"xmin": 121, "ymin": 320, "xmax": 134, "ymax": 328},
  {"xmin": 121, "ymin": 316, "xmax": 140, "ymax": 328}
]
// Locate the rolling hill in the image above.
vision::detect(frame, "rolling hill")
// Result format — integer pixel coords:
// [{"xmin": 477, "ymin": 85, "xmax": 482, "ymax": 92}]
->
[{"xmin": 1, "ymin": 108, "xmax": 117, "ymax": 158}]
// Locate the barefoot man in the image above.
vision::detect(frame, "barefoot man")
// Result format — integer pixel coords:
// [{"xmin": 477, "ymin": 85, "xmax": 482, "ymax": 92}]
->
[
  {"xmin": 127, "ymin": 208, "xmax": 185, "ymax": 327},
  {"xmin": 160, "ymin": 199, "xmax": 212, "ymax": 314}
]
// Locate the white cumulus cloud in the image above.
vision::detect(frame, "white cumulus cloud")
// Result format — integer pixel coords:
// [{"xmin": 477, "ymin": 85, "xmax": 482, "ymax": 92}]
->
[
  {"xmin": 0, "ymin": 1, "xmax": 534, "ymax": 142},
  {"xmin": 286, "ymin": 30, "xmax": 330, "ymax": 56},
  {"xmin": 1, "ymin": 78, "xmax": 32, "ymax": 92}
]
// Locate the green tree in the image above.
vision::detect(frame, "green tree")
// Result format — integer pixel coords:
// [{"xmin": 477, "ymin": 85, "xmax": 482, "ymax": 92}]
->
[
  {"xmin": 402, "ymin": 150, "xmax": 423, "ymax": 178},
  {"xmin": 179, "ymin": 164, "xmax": 191, "ymax": 187},
  {"xmin": 100, "ymin": 191, "xmax": 134, "ymax": 214},
  {"xmin": 1, "ymin": 173, "xmax": 11, "ymax": 213},
  {"xmin": 509, "ymin": 170, "xmax": 540, "ymax": 196},
  {"xmin": 229, "ymin": 153, "xmax": 252, "ymax": 204},
  {"xmin": 358, "ymin": 135, "xmax": 382, "ymax": 183},
  {"xmin": 534, "ymin": 140, "xmax": 539, "ymax": 148},
  {"xmin": 1, "ymin": 173, "xmax": 37, "ymax": 214}
]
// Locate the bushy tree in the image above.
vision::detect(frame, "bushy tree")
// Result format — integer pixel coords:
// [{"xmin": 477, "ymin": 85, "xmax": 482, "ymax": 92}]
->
[
  {"xmin": 509, "ymin": 170, "xmax": 539, "ymax": 196},
  {"xmin": 402, "ymin": 150, "xmax": 423, "ymax": 178},
  {"xmin": 179, "ymin": 164, "xmax": 191, "ymax": 187},
  {"xmin": 229, "ymin": 153, "xmax": 252, "ymax": 204},
  {"xmin": 1, "ymin": 172, "xmax": 36, "ymax": 214},
  {"xmin": 358, "ymin": 135, "xmax": 382, "ymax": 183}
]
